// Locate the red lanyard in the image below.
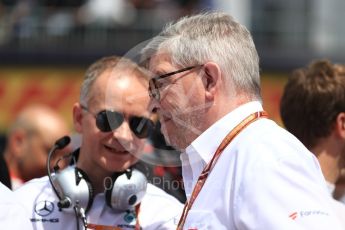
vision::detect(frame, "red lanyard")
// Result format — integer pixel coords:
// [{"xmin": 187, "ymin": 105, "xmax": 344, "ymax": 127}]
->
[
  {"xmin": 177, "ymin": 111, "xmax": 268, "ymax": 230},
  {"xmin": 87, "ymin": 204, "xmax": 141, "ymax": 230}
]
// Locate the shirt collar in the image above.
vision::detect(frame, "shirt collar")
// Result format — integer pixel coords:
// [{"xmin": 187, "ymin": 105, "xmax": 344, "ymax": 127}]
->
[
  {"xmin": 187, "ymin": 101, "xmax": 263, "ymax": 164},
  {"xmin": 181, "ymin": 101, "xmax": 263, "ymax": 199},
  {"xmin": 326, "ymin": 181, "xmax": 336, "ymax": 195}
]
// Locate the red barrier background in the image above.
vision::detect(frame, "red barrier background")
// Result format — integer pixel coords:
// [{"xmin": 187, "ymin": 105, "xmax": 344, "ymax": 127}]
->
[
  {"xmin": 0, "ymin": 68, "xmax": 288, "ymax": 133},
  {"xmin": 0, "ymin": 67, "xmax": 84, "ymax": 132}
]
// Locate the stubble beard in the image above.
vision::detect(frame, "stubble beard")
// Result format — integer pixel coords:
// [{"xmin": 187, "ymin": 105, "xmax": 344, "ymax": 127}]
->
[{"xmin": 162, "ymin": 110, "xmax": 204, "ymax": 151}]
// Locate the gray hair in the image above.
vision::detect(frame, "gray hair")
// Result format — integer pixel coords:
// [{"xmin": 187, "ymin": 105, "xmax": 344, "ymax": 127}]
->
[
  {"xmin": 141, "ymin": 11, "xmax": 261, "ymax": 100},
  {"xmin": 80, "ymin": 56, "xmax": 150, "ymax": 106}
]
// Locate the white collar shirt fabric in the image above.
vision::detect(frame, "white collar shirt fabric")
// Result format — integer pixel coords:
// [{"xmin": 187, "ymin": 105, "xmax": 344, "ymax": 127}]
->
[
  {"xmin": 0, "ymin": 182, "xmax": 33, "ymax": 229},
  {"xmin": 326, "ymin": 180, "xmax": 345, "ymax": 228},
  {"xmin": 14, "ymin": 175, "xmax": 182, "ymax": 230},
  {"xmin": 326, "ymin": 181, "xmax": 336, "ymax": 195},
  {"xmin": 181, "ymin": 101, "xmax": 343, "ymax": 230}
]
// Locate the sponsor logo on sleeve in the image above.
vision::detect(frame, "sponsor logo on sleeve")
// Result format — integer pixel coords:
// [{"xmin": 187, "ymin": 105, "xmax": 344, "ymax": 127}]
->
[{"xmin": 289, "ymin": 210, "xmax": 329, "ymax": 220}]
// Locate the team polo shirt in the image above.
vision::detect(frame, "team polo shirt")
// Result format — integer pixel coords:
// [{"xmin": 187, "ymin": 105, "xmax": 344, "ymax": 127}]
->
[
  {"xmin": 181, "ymin": 101, "xmax": 343, "ymax": 229},
  {"xmin": 0, "ymin": 182, "xmax": 32, "ymax": 229},
  {"xmin": 325, "ymin": 181, "xmax": 345, "ymax": 228},
  {"xmin": 14, "ymin": 176, "xmax": 182, "ymax": 229}
]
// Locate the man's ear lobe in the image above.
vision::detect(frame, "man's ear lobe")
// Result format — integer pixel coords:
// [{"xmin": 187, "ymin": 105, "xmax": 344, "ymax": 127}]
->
[
  {"xmin": 203, "ymin": 62, "xmax": 221, "ymax": 99},
  {"xmin": 9, "ymin": 130, "xmax": 26, "ymax": 157},
  {"xmin": 73, "ymin": 103, "xmax": 83, "ymax": 133},
  {"xmin": 336, "ymin": 112, "xmax": 345, "ymax": 139}
]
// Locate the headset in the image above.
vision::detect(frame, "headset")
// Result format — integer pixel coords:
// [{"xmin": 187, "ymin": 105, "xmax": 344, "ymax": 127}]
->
[{"xmin": 47, "ymin": 136, "xmax": 148, "ymax": 229}]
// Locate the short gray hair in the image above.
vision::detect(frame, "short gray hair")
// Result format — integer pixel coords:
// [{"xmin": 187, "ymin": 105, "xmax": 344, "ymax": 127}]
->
[
  {"xmin": 80, "ymin": 56, "xmax": 150, "ymax": 106},
  {"xmin": 141, "ymin": 11, "xmax": 261, "ymax": 100}
]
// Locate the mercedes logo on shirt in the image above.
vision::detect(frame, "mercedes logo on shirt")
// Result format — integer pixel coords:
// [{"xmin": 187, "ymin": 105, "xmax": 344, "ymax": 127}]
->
[{"xmin": 34, "ymin": 200, "xmax": 55, "ymax": 217}]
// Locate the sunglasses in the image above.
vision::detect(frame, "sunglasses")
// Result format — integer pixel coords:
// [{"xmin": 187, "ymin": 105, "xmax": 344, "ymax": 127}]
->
[
  {"xmin": 148, "ymin": 65, "xmax": 203, "ymax": 100},
  {"xmin": 80, "ymin": 105, "xmax": 154, "ymax": 138}
]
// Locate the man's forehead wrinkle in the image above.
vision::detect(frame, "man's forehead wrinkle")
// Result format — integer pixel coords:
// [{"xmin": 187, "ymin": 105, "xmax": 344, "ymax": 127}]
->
[
  {"xmin": 88, "ymin": 90, "xmax": 104, "ymax": 107},
  {"xmin": 127, "ymin": 90, "xmax": 149, "ymax": 103},
  {"xmin": 150, "ymin": 52, "xmax": 173, "ymax": 72}
]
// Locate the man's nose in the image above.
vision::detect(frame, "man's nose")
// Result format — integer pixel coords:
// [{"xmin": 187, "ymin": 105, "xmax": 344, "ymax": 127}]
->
[
  {"xmin": 148, "ymin": 98, "xmax": 159, "ymax": 114},
  {"xmin": 111, "ymin": 121, "xmax": 133, "ymax": 141}
]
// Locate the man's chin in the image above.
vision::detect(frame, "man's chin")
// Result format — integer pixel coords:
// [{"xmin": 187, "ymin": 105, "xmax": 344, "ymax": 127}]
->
[
  {"xmin": 101, "ymin": 155, "xmax": 136, "ymax": 171},
  {"xmin": 164, "ymin": 133, "xmax": 186, "ymax": 151},
  {"xmin": 160, "ymin": 121, "xmax": 190, "ymax": 150}
]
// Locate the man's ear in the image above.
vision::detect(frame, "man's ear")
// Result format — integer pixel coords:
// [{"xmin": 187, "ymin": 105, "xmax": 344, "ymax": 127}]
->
[
  {"xmin": 73, "ymin": 103, "xmax": 83, "ymax": 133},
  {"xmin": 203, "ymin": 62, "xmax": 221, "ymax": 100},
  {"xmin": 335, "ymin": 112, "xmax": 345, "ymax": 139},
  {"xmin": 8, "ymin": 129, "xmax": 26, "ymax": 158}
]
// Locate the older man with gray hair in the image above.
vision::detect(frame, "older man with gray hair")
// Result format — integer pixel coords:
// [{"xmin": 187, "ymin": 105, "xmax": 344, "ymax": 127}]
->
[{"xmin": 141, "ymin": 11, "xmax": 342, "ymax": 229}]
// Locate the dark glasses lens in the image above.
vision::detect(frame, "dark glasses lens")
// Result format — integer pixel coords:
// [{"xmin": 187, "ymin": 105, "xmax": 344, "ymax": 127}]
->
[
  {"xmin": 95, "ymin": 110, "xmax": 153, "ymax": 138},
  {"xmin": 129, "ymin": 116, "xmax": 154, "ymax": 139},
  {"xmin": 96, "ymin": 110, "xmax": 124, "ymax": 132}
]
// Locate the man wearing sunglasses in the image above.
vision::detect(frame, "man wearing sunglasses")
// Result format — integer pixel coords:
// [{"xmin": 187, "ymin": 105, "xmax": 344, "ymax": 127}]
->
[
  {"xmin": 141, "ymin": 11, "xmax": 343, "ymax": 229},
  {"xmin": 14, "ymin": 56, "xmax": 182, "ymax": 229}
]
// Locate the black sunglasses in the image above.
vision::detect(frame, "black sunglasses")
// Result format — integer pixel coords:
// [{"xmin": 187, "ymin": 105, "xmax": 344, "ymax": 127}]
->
[
  {"xmin": 80, "ymin": 105, "xmax": 154, "ymax": 139},
  {"xmin": 148, "ymin": 65, "xmax": 203, "ymax": 100}
]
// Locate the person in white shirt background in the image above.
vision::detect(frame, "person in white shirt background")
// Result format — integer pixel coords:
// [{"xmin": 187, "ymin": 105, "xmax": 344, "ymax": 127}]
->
[
  {"xmin": 280, "ymin": 59, "xmax": 345, "ymax": 227},
  {"xmin": 14, "ymin": 56, "xmax": 182, "ymax": 230},
  {"xmin": 140, "ymin": 11, "xmax": 343, "ymax": 229}
]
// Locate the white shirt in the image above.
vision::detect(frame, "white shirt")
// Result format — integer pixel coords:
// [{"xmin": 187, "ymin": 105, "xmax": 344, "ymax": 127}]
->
[
  {"xmin": 10, "ymin": 176, "xmax": 24, "ymax": 190},
  {"xmin": 181, "ymin": 101, "xmax": 343, "ymax": 230},
  {"xmin": 326, "ymin": 181, "xmax": 345, "ymax": 228},
  {"xmin": 14, "ymin": 176, "xmax": 182, "ymax": 229},
  {"xmin": 0, "ymin": 182, "xmax": 33, "ymax": 229}
]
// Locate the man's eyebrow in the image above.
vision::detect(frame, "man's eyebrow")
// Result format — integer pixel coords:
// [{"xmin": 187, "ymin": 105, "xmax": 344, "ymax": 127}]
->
[
  {"xmin": 152, "ymin": 64, "xmax": 171, "ymax": 75},
  {"xmin": 153, "ymin": 69, "xmax": 167, "ymax": 76}
]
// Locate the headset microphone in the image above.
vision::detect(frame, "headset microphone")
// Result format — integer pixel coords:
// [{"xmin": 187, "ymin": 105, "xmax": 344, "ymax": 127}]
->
[
  {"xmin": 47, "ymin": 136, "xmax": 148, "ymax": 230},
  {"xmin": 47, "ymin": 136, "xmax": 92, "ymax": 214},
  {"xmin": 47, "ymin": 136, "xmax": 71, "ymax": 196},
  {"xmin": 55, "ymin": 136, "xmax": 71, "ymax": 150}
]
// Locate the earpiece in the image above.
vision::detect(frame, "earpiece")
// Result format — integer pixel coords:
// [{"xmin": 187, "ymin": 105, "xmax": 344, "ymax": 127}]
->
[
  {"xmin": 53, "ymin": 165, "xmax": 147, "ymax": 213},
  {"xmin": 48, "ymin": 137, "xmax": 148, "ymax": 214},
  {"xmin": 105, "ymin": 169, "xmax": 147, "ymax": 210},
  {"xmin": 52, "ymin": 166, "xmax": 93, "ymax": 213}
]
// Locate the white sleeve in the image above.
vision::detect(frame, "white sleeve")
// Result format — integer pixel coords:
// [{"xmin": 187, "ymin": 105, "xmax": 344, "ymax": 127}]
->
[
  {"xmin": 234, "ymin": 140, "xmax": 343, "ymax": 230},
  {"xmin": 0, "ymin": 203, "xmax": 33, "ymax": 229},
  {"xmin": 0, "ymin": 183, "xmax": 33, "ymax": 229},
  {"xmin": 139, "ymin": 184, "xmax": 183, "ymax": 230}
]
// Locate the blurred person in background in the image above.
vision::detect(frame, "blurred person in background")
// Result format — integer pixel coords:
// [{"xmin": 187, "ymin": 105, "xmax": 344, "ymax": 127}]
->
[
  {"xmin": 2, "ymin": 104, "xmax": 70, "ymax": 190},
  {"xmin": 77, "ymin": 0, "xmax": 136, "ymax": 27},
  {"xmin": 280, "ymin": 59, "xmax": 345, "ymax": 226},
  {"xmin": 141, "ymin": 11, "xmax": 343, "ymax": 229},
  {"xmin": 14, "ymin": 56, "xmax": 182, "ymax": 229}
]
